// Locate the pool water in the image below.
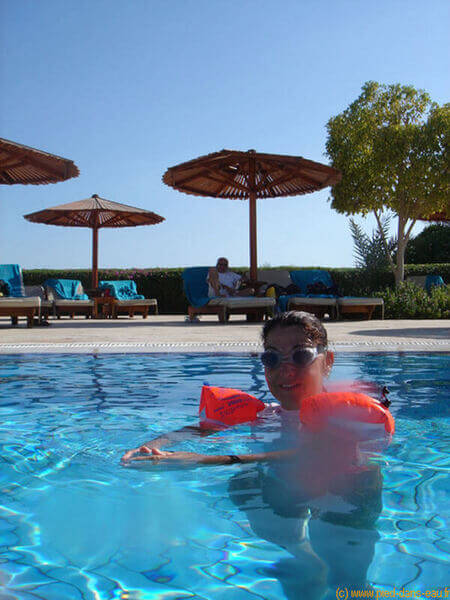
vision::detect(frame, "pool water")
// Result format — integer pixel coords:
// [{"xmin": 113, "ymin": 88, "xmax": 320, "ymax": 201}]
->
[{"xmin": 0, "ymin": 352, "xmax": 448, "ymax": 599}]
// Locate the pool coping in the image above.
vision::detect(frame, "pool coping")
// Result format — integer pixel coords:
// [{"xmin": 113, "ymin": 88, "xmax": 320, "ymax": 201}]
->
[{"xmin": 0, "ymin": 340, "xmax": 449, "ymax": 353}]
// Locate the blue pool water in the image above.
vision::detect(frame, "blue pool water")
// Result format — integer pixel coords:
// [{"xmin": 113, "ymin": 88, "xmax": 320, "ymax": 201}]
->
[{"xmin": 0, "ymin": 352, "xmax": 448, "ymax": 599}]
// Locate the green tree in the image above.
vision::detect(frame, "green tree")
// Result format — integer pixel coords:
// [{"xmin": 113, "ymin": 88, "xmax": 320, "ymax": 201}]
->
[
  {"xmin": 326, "ymin": 81, "xmax": 450, "ymax": 285},
  {"xmin": 405, "ymin": 223, "xmax": 450, "ymax": 264}
]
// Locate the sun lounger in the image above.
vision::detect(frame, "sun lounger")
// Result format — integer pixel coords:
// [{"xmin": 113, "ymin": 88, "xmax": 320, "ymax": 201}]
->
[
  {"xmin": 281, "ymin": 270, "xmax": 339, "ymax": 319},
  {"xmin": 245, "ymin": 268, "xmax": 338, "ymax": 318},
  {"xmin": 44, "ymin": 279, "xmax": 94, "ymax": 319},
  {"xmin": 279, "ymin": 270, "xmax": 384, "ymax": 320},
  {"xmin": 0, "ymin": 264, "xmax": 49, "ymax": 326},
  {"xmin": 287, "ymin": 296, "xmax": 339, "ymax": 319},
  {"xmin": 337, "ymin": 296, "xmax": 384, "ymax": 319},
  {"xmin": 183, "ymin": 267, "xmax": 275, "ymax": 323},
  {"xmin": 99, "ymin": 280, "xmax": 158, "ymax": 318},
  {"xmin": 0, "ymin": 296, "xmax": 41, "ymax": 327}
]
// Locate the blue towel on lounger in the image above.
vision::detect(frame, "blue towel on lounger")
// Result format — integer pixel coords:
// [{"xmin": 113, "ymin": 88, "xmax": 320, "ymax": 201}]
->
[
  {"xmin": 278, "ymin": 270, "xmax": 337, "ymax": 312},
  {"xmin": 425, "ymin": 275, "xmax": 445, "ymax": 293},
  {"xmin": 44, "ymin": 279, "xmax": 89, "ymax": 300},
  {"xmin": 182, "ymin": 267, "xmax": 212, "ymax": 308},
  {"xmin": 289, "ymin": 270, "xmax": 335, "ymax": 294},
  {"xmin": 99, "ymin": 280, "xmax": 144, "ymax": 300},
  {"xmin": 0, "ymin": 264, "xmax": 25, "ymax": 297}
]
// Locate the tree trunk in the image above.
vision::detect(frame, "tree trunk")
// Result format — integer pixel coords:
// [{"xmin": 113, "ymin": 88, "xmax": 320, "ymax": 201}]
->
[
  {"xmin": 395, "ymin": 214, "xmax": 417, "ymax": 287},
  {"xmin": 374, "ymin": 210, "xmax": 410, "ymax": 287},
  {"xmin": 395, "ymin": 241, "xmax": 405, "ymax": 286}
]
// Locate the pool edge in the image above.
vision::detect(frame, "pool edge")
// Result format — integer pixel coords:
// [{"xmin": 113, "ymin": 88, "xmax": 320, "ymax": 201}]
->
[{"xmin": 0, "ymin": 341, "xmax": 449, "ymax": 354}]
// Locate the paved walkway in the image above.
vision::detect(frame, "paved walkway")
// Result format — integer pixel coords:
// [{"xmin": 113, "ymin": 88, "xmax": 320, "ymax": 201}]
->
[{"xmin": 0, "ymin": 315, "xmax": 448, "ymax": 352}]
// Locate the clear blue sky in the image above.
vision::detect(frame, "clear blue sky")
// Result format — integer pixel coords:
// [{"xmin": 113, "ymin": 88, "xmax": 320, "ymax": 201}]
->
[{"xmin": 1, "ymin": 0, "xmax": 448, "ymax": 272}]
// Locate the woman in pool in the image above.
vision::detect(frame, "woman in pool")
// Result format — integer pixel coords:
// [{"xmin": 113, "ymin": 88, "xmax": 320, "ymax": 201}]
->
[
  {"xmin": 122, "ymin": 311, "xmax": 382, "ymax": 598},
  {"xmin": 122, "ymin": 311, "xmax": 335, "ymax": 465}
]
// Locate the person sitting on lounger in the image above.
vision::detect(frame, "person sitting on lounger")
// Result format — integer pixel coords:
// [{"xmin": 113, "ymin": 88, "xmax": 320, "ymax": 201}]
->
[{"xmin": 207, "ymin": 257, "xmax": 255, "ymax": 297}]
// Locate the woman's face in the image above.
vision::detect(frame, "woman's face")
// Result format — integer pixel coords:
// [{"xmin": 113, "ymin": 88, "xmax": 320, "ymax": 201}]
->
[{"xmin": 263, "ymin": 325, "xmax": 334, "ymax": 410}]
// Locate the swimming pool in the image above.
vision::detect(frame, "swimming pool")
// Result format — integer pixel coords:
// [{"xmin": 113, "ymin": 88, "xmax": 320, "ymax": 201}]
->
[{"xmin": 0, "ymin": 351, "xmax": 448, "ymax": 599}]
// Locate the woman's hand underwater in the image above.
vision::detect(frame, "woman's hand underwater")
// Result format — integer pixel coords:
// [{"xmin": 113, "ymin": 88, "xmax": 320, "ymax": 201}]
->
[{"xmin": 121, "ymin": 445, "xmax": 154, "ymax": 462}]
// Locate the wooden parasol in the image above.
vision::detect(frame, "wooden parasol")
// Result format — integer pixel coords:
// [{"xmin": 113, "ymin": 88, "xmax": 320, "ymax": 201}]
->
[
  {"xmin": 163, "ymin": 149, "xmax": 341, "ymax": 280},
  {"xmin": 24, "ymin": 194, "xmax": 165, "ymax": 288},
  {"xmin": 418, "ymin": 210, "xmax": 449, "ymax": 223},
  {"xmin": 0, "ymin": 137, "xmax": 79, "ymax": 185}
]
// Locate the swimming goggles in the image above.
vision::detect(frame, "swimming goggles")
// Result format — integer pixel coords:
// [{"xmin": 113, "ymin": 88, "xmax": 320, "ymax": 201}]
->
[{"xmin": 260, "ymin": 345, "xmax": 326, "ymax": 370}]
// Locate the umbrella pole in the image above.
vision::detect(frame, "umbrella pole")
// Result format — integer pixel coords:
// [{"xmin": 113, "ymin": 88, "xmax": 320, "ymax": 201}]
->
[
  {"xmin": 92, "ymin": 226, "xmax": 98, "ymax": 289},
  {"xmin": 249, "ymin": 193, "xmax": 257, "ymax": 281},
  {"xmin": 248, "ymin": 153, "xmax": 257, "ymax": 281}
]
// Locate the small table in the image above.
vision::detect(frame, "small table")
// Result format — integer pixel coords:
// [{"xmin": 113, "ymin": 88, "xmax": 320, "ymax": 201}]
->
[{"xmin": 93, "ymin": 296, "xmax": 115, "ymax": 319}]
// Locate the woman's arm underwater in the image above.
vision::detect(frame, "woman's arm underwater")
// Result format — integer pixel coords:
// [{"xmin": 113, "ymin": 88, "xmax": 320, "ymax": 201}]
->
[
  {"xmin": 122, "ymin": 447, "xmax": 296, "ymax": 467},
  {"xmin": 120, "ymin": 424, "xmax": 218, "ymax": 462}
]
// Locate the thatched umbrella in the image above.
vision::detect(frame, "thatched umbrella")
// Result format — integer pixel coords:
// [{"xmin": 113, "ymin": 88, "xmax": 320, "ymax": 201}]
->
[
  {"xmin": 418, "ymin": 210, "xmax": 449, "ymax": 223},
  {"xmin": 24, "ymin": 194, "xmax": 165, "ymax": 288},
  {"xmin": 0, "ymin": 137, "xmax": 79, "ymax": 185},
  {"xmin": 163, "ymin": 149, "xmax": 341, "ymax": 280}
]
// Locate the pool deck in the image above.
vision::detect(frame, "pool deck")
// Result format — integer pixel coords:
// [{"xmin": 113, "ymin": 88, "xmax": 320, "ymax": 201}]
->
[{"xmin": 0, "ymin": 315, "xmax": 449, "ymax": 353}]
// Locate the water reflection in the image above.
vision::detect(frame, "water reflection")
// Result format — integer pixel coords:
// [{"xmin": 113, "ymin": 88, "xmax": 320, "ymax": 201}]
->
[{"xmin": 0, "ymin": 352, "xmax": 448, "ymax": 598}]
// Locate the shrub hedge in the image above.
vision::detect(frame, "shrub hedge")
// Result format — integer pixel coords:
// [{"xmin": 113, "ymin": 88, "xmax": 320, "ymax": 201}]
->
[
  {"xmin": 329, "ymin": 264, "xmax": 450, "ymax": 297},
  {"xmin": 378, "ymin": 282, "xmax": 450, "ymax": 319},
  {"xmin": 22, "ymin": 264, "xmax": 450, "ymax": 317}
]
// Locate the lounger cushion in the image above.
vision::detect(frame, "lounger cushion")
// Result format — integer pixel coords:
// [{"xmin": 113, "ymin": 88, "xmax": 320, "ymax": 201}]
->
[
  {"xmin": 114, "ymin": 298, "xmax": 157, "ymax": 306},
  {"xmin": 208, "ymin": 297, "xmax": 275, "ymax": 308},
  {"xmin": 53, "ymin": 299, "xmax": 93, "ymax": 306},
  {"xmin": 0, "ymin": 297, "xmax": 41, "ymax": 308},
  {"xmin": 337, "ymin": 297, "xmax": 383, "ymax": 306},
  {"xmin": 288, "ymin": 297, "xmax": 338, "ymax": 307}
]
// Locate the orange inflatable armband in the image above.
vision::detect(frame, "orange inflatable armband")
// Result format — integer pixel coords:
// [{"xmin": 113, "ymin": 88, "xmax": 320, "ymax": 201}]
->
[
  {"xmin": 199, "ymin": 385, "xmax": 265, "ymax": 428},
  {"xmin": 300, "ymin": 392, "xmax": 395, "ymax": 446}
]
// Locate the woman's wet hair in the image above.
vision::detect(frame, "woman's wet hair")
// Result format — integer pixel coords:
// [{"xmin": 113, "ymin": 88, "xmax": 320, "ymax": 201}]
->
[{"xmin": 262, "ymin": 311, "xmax": 328, "ymax": 348}]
